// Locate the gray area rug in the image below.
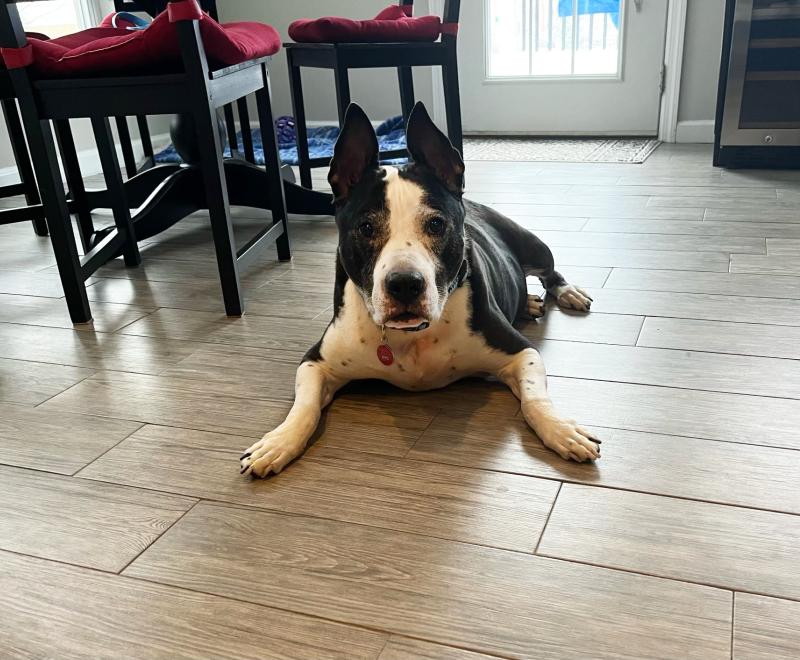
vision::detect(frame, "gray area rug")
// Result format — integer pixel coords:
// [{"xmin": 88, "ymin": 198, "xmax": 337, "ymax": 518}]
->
[{"xmin": 463, "ymin": 137, "xmax": 661, "ymax": 163}]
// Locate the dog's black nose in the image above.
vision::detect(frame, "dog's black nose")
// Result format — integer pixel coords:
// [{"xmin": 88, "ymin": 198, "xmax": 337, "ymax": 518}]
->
[{"xmin": 386, "ymin": 271, "xmax": 425, "ymax": 304}]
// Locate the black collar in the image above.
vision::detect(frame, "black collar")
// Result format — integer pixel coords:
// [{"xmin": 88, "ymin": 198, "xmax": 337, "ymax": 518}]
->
[{"xmin": 446, "ymin": 259, "xmax": 469, "ymax": 295}]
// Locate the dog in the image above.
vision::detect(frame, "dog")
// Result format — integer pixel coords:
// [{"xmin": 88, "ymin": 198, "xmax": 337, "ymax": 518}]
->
[{"xmin": 240, "ymin": 102, "xmax": 600, "ymax": 478}]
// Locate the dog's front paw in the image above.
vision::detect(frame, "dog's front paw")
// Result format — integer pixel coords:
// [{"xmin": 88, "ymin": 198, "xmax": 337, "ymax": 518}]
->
[
  {"xmin": 527, "ymin": 294, "xmax": 546, "ymax": 318},
  {"xmin": 555, "ymin": 285, "xmax": 592, "ymax": 312},
  {"xmin": 240, "ymin": 429, "xmax": 306, "ymax": 478},
  {"xmin": 531, "ymin": 414, "xmax": 601, "ymax": 462}
]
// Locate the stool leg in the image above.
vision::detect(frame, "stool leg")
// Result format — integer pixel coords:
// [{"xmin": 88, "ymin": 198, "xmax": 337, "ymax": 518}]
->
[
  {"xmin": 236, "ymin": 97, "xmax": 256, "ymax": 164},
  {"xmin": 287, "ymin": 56, "xmax": 312, "ymax": 189},
  {"xmin": 398, "ymin": 66, "xmax": 415, "ymax": 126},
  {"xmin": 91, "ymin": 116, "xmax": 141, "ymax": 268},
  {"xmin": 334, "ymin": 62, "xmax": 351, "ymax": 127},
  {"xmin": 54, "ymin": 119, "xmax": 94, "ymax": 251},
  {"xmin": 194, "ymin": 104, "xmax": 244, "ymax": 316},
  {"xmin": 1, "ymin": 98, "xmax": 46, "ymax": 236},
  {"xmin": 442, "ymin": 58, "xmax": 463, "ymax": 156},
  {"xmin": 223, "ymin": 104, "xmax": 238, "ymax": 156},
  {"xmin": 115, "ymin": 116, "xmax": 138, "ymax": 178},
  {"xmin": 27, "ymin": 116, "xmax": 92, "ymax": 323},
  {"xmin": 256, "ymin": 63, "xmax": 291, "ymax": 263},
  {"xmin": 137, "ymin": 115, "xmax": 154, "ymax": 165}
]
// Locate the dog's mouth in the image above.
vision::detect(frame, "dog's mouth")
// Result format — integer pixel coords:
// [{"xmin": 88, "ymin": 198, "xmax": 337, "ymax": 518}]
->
[{"xmin": 384, "ymin": 311, "xmax": 430, "ymax": 332}]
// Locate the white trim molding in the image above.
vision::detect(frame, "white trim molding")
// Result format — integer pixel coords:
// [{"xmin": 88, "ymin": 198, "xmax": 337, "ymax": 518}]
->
[
  {"xmin": 675, "ymin": 119, "xmax": 714, "ymax": 143},
  {"xmin": 658, "ymin": 0, "xmax": 688, "ymax": 142}
]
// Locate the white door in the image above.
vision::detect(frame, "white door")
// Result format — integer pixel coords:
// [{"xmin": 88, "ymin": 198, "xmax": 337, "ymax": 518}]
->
[{"xmin": 456, "ymin": 0, "xmax": 669, "ymax": 135}]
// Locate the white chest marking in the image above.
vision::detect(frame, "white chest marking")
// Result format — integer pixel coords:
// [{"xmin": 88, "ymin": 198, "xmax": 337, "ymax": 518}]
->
[{"xmin": 319, "ymin": 281, "xmax": 507, "ymax": 390}]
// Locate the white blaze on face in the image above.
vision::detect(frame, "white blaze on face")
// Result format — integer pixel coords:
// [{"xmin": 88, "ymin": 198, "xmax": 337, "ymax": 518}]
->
[{"xmin": 372, "ymin": 167, "xmax": 441, "ymax": 327}]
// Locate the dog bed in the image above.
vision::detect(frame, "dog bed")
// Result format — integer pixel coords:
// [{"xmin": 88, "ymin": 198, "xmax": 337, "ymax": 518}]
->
[{"xmin": 155, "ymin": 115, "xmax": 408, "ymax": 166}]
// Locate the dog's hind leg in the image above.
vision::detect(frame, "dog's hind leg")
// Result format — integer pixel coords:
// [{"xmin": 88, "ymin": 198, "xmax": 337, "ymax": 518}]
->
[
  {"xmin": 239, "ymin": 359, "xmax": 347, "ymax": 478},
  {"xmin": 477, "ymin": 204, "xmax": 593, "ymax": 312}
]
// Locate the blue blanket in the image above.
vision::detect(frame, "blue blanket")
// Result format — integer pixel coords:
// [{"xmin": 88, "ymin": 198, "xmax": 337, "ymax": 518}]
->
[{"xmin": 155, "ymin": 115, "xmax": 408, "ymax": 166}]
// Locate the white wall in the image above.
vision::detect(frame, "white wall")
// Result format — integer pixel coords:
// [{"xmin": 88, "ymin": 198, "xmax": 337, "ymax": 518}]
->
[
  {"xmin": 216, "ymin": 0, "xmax": 434, "ymax": 122},
  {"xmin": 676, "ymin": 0, "xmax": 725, "ymax": 143}
]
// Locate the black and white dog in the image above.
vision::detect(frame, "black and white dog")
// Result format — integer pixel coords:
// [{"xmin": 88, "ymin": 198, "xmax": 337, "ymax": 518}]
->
[{"xmin": 240, "ymin": 103, "xmax": 600, "ymax": 478}]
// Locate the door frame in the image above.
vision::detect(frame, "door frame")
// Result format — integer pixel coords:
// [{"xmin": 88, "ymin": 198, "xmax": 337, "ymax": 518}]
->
[{"xmin": 430, "ymin": 0, "xmax": 689, "ymax": 143}]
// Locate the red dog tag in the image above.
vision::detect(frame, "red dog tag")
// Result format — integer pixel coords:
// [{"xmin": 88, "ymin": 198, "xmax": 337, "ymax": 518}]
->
[{"xmin": 377, "ymin": 343, "xmax": 394, "ymax": 366}]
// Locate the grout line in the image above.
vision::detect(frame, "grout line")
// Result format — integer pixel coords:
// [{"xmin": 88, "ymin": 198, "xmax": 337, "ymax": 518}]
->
[
  {"xmin": 115, "ymin": 499, "xmax": 201, "ymax": 576},
  {"xmin": 730, "ymin": 592, "xmax": 736, "ymax": 660},
  {"xmin": 534, "ymin": 482, "xmax": 562, "ymax": 555}
]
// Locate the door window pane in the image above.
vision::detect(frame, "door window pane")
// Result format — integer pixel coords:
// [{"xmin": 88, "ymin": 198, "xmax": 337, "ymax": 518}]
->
[{"xmin": 487, "ymin": 0, "xmax": 623, "ymax": 78}]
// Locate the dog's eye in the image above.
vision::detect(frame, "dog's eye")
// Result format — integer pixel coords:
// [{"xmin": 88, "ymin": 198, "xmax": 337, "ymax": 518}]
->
[
  {"xmin": 426, "ymin": 217, "xmax": 446, "ymax": 236},
  {"xmin": 358, "ymin": 222, "xmax": 374, "ymax": 238}
]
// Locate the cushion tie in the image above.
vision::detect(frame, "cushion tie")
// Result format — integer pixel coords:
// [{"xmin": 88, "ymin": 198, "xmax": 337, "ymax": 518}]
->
[
  {"xmin": 441, "ymin": 22, "xmax": 459, "ymax": 36},
  {"xmin": 167, "ymin": 0, "xmax": 204, "ymax": 23},
  {"xmin": 1, "ymin": 44, "xmax": 34, "ymax": 69}
]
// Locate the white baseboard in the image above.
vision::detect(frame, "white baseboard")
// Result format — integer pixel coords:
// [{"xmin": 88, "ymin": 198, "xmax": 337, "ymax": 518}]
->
[
  {"xmin": 675, "ymin": 120, "xmax": 715, "ymax": 144},
  {"xmin": 0, "ymin": 132, "xmax": 170, "ymax": 188}
]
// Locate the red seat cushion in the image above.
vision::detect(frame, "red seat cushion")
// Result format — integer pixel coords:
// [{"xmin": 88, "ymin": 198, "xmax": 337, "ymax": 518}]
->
[
  {"xmin": 4, "ymin": 0, "xmax": 280, "ymax": 77},
  {"xmin": 288, "ymin": 5, "xmax": 441, "ymax": 43}
]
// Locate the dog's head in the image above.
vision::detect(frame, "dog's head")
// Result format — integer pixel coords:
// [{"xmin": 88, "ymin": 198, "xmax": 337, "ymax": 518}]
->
[{"xmin": 329, "ymin": 102, "xmax": 466, "ymax": 331}]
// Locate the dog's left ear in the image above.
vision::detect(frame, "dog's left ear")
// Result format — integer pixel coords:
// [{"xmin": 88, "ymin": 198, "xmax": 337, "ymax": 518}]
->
[{"xmin": 406, "ymin": 102, "xmax": 464, "ymax": 194}]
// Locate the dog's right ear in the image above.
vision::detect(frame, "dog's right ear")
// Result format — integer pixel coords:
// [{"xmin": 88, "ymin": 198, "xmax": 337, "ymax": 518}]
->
[{"xmin": 328, "ymin": 104, "xmax": 379, "ymax": 204}]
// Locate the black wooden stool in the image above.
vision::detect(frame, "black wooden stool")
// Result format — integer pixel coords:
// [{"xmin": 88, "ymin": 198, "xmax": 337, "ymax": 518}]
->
[{"xmin": 285, "ymin": 0, "xmax": 462, "ymax": 189}]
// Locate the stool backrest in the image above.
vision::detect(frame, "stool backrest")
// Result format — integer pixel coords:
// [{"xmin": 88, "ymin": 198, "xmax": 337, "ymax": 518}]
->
[{"xmin": 114, "ymin": 0, "xmax": 218, "ymax": 21}]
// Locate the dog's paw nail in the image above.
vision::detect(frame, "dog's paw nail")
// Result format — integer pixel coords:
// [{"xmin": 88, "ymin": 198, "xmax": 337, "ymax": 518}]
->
[{"xmin": 240, "ymin": 452, "xmax": 251, "ymax": 460}]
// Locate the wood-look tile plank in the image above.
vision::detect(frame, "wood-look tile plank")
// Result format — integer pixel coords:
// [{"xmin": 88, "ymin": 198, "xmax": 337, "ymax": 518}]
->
[
  {"xmin": 705, "ymin": 207, "xmax": 800, "ymax": 223},
  {"xmin": 577, "ymin": 184, "xmax": 778, "ymax": 199},
  {"xmin": 584, "ymin": 218, "xmax": 800, "ymax": 237},
  {"xmin": 539, "ymin": 484, "xmax": 800, "ymax": 600},
  {"xmin": 637, "ymin": 317, "xmax": 800, "ymax": 360},
  {"xmin": 79, "ymin": 426, "xmax": 558, "ymax": 552},
  {"xmin": 518, "ymin": 309, "xmax": 643, "ymax": 345},
  {"xmin": 490, "ymin": 202, "xmax": 705, "ymax": 221},
  {"xmin": 551, "ymin": 247, "xmax": 729, "ymax": 271},
  {"xmin": 534, "ymin": 230, "xmax": 765, "ymax": 254},
  {"xmin": 411, "ymin": 417, "xmax": 800, "ymax": 514},
  {"xmin": 160, "ymin": 344, "xmax": 302, "ymax": 401},
  {"xmin": 730, "ymin": 254, "xmax": 800, "ymax": 276},
  {"xmin": 467, "ymin": 192, "xmax": 651, "ymax": 207},
  {"xmin": 125, "ymin": 502, "xmax": 732, "ymax": 660},
  {"xmin": 546, "ymin": 376, "xmax": 800, "ymax": 450},
  {"xmin": 0, "ymin": 250, "xmax": 56, "ymax": 273},
  {"xmin": 0, "ymin": 465, "xmax": 194, "ymax": 571},
  {"xmin": 604, "ymin": 268, "xmax": 800, "ymax": 299},
  {"xmin": 0, "ymin": 322, "xmax": 203, "ymax": 374},
  {"xmin": 86, "ymin": 277, "xmax": 332, "ymax": 319},
  {"xmin": 767, "ymin": 237, "xmax": 800, "ymax": 255},
  {"xmin": 587, "ymin": 288, "xmax": 800, "ymax": 326},
  {"xmin": 648, "ymin": 195, "xmax": 793, "ymax": 209},
  {"xmin": 495, "ymin": 216, "xmax": 589, "ymax": 232},
  {"xmin": 0, "ymin": 270, "xmax": 87, "ymax": 297},
  {"xmin": 536, "ymin": 339, "xmax": 800, "ymax": 399},
  {"xmin": 39, "ymin": 370, "xmax": 294, "ymax": 436},
  {"xmin": 379, "ymin": 638, "xmax": 502, "ymax": 660},
  {"xmin": 119, "ymin": 307, "xmax": 328, "ymax": 352},
  {"xmin": 0, "ymin": 552, "xmax": 386, "ymax": 660},
  {"xmin": 0, "ymin": 293, "xmax": 151, "ymax": 332},
  {"xmin": 733, "ymin": 594, "xmax": 800, "ymax": 660},
  {"xmin": 0, "ymin": 357, "xmax": 94, "ymax": 405},
  {"xmin": 0, "ymin": 402, "xmax": 141, "ymax": 474}
]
